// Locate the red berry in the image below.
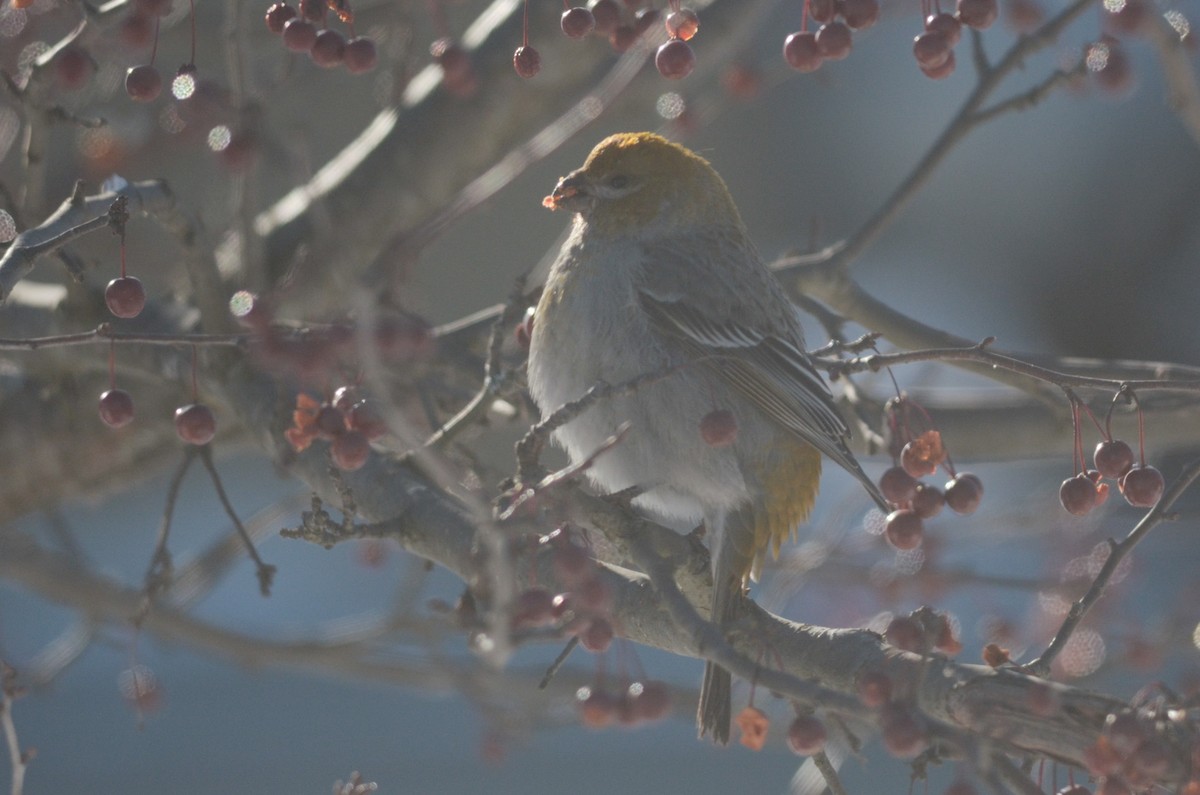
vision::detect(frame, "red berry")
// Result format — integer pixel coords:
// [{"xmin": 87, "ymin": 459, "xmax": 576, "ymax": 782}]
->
[
  {"xmin": 1105, "ymin": 0, "xmax": 1150, "ymax": 34},
  {"xmin": 913, "ymin": 31, "xmax": 952, "ymax": 69},
  {"xmin": 783, "ymin": 31, "xmax": 823, "ymax": 72},
  {"xmin": 120, "ymin": 12, "xmax": 155, "ymax": 47},
  {"xmin": 431, "ymin": 37, "xmax": 472, "ymax": 85},
  {"xmin": 884, "ymin": 509, "xmax": 923, "ymax": 550},
  {"xmin": 657, "ymin": 38, "xmax": 696, "ymax": 79},
  {"xmin": 347, "ymin": 400, "xmax": 386, "ymax": 441},
  {"xmin": 665, "ymin": 8, "xmax": 699, "ymax": 41},
  {"xmin": 298, "ymin": 0, "xmax": 323, "ymax": 21},
  {"xmin": 879, "ymin": 465, "xmax": 918, "ymax": 504},
  {"xmin": 313, "ymin": 404, "xmax": 346, "ymax": 439},
  {"xmin": 881, "ymin": 704, "xmax": 928, "ymax": 757},
  {"xmin": 310, "ymin": 29, "xmax": 346, "ymax": 67},
  {"xmin": 174, "ymin": 403, "xmax": 217, "ymax": 445},
  {"xmin": 840, "ymin": 0, "xmax": 880, "ymax": 29},
  {"xmin": 911, "ymin": 483, "xmax": 944, "ymax": 518},
  {"xmin": 609, "ymin": 24, "xmax": 637, "ymax": 52},
  {"xmin": 921, "ymin": 48, "xmax": 957, "ymax": 79},
  {"xmin": 125, "ymin": 65, "xmax": 162, "ymax": 102},
  {"xmin": 578, "ymin": 686, "xmax": 616, "ymax": 728},
  {"xmin": 944, "ymin": 473, "xmax": 982, "ymax": 514},
  {"xmin": 344, "ymin": 36, "xmax": 378, "ymax": 73},
  {"xmin": 1060, "ymin": 473, "xmax": 1098, "ymax": 516},
  {"xmin": 1006, "ymin": 0, "xmax": 1043, "ymax": 32},
  {"xmin": 900, "ymin": 438, "xmax": 940, "ymax": 478},
  {"xmin": 699, "ymin": 409, "xmax": 737, "ymax": 447},
  {"xmin": 1120, "ymin": 465, "xmax": 1164, "ymax": 508},
  {"xmin": 579, "ymin": 617, "xmax": 614, "ymax": 652},
  {"xmin": 884, "ymin": 615, "xmax": 925, "ymax": 651},
  {"xmin": 1094, "ymin": 439, "xmax": 1134, "ymax": 478},
  {"xmin": 283, "ymin": 18, "xmax": 317, "ymax": 51},
  {"xmin": 588, "ymin": 0, "xmax": 620, "ymax": 33},
  {"xmin": 553, "ymin": 542, "xmax": 593, "ymax": 583},
  {"xmin": 513, "ymin": 587, "xmax": 556, "ymax": 628},
  {"xmin": 55, "ymin": 46, "xmax": 94, "ymax": 91},
  {"xmin": 513, "ymin": 45, "xmax": 541, "ymax": 78},
  {"xmin": 575, "ymin": 576, "xmax": 613, "ymax": 613},
  {"xmin": 956, "ymin": 0, "xmax": 998, "ymax": 29},
  {"xmin": 331, "ymin": 430, "xmax": 370, "ymax": 471},
  {"xmin": 1089, "ymin": 39, "xmax": 1133, "ymax": 95},
  {"xmin": 265, "ymin": 2, "xmax": 297, "ymax": 33},
  {"xmin": 630, "ymin": 681, "xmax": 670, "ymax": 721},
  {"xmin": 99, "ymin": 389, "xmax": 135, "ymax": 428},
  {"xmin": 926, "ymin": 11, "xmax": 962, "ymax": 45},
  {"xmin": 331, "ymin": 385, "xmax": 359, "ymax": 413},
  {"xmin": 856, "ymin": 669, "xmax": 892, "ymax": 706},
  {"xmin": 105, "ymin": 276, "xmax": 146, "ymax": 318},
  {"xmin": 561, "ymin": 7, "xmax": 595, "ymax": 38},
  {"xmin": 786, "ymin": 715, "xmax": 827, "ymax": 755},
  {"xmin": 815, "ymin": 21, "xmax": 852, "ymax": 60},
  {"xmin": 809, "ymin": 0, "xmax": 837, "ymax": 24}
]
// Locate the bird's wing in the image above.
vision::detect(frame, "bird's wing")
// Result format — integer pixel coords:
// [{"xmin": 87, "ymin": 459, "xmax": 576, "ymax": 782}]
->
[{"xmin": 638, "ymin": 289, "xmax": 890, "ymax": 513}]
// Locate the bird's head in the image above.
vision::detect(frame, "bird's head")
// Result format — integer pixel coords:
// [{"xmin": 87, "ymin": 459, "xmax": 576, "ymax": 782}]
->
[{"xmin": 543, "ymin": 132, "xmax": 743, "ymax": 237}]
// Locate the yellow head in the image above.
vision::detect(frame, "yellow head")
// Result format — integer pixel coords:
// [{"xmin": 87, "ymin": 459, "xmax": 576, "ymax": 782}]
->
[{"xmin": 544, "ymin": 132, "xmax": 743, "ymax": 236}]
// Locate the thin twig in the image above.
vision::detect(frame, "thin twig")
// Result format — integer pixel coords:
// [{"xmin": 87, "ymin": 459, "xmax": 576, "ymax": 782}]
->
[
  {"xmin": 197, "ymin": 445, "xmax": 276, "ymax": 596},
  {"xmin": 139, "ymin": 447, "xmax": 199, "ymax": 607},
  {"xmin": 811, "ymin": 750, "xmax": 850, "ymax": 795},
  {"xmin": 0, "ymin": 663, "xmax": 29, "ymax": 795},
  {"xmin": 0, "ymin": 326, "xmax": 248, "ymax": 351},
  {"xmin": 537, "ymin": 636, "xmax": 579, "ymax": 689}
]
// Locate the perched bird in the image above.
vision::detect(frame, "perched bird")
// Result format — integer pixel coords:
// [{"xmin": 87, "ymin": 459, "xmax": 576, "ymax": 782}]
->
[{"xmin": 528, "ymin": 132, "xmax": 889, "ymax": 744}]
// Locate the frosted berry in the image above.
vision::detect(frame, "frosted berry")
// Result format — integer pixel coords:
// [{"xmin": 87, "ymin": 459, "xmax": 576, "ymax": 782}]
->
[
  {"xmin": 885, "ymin": 509, "xmax": 923, "ymax": 550},
  {"xmin": 783, "ymin": 31, "xmax": 823, "ymax": 72},
  {"xmin": 99, "ymin": 389, "xmax": 135, "ymax": 428},
  {"xmin": 786, "ymin": 715, "xmax": 827, "ymax": 755},
  {"xmin": 840, "ymin": 0, "xmax": 880, "ymax": 29},
  {"xmin": 815, "ymin": 21, "xmax": 852, "ymax": 60},
  {"xmin": 283, "ymin": 18, "xmax": 318, "ymax": 51},
  {"xmin": 265, "ymin": 2, "xmax": 297, "ymax": 33},
  {"xmin": 1120, "ymin": 465, "xmax": 1164, "ymax": 508},
  {"xmin": 656, "ymin": 38, "xmax": 696, "ymax": 79},
  {"xmin": 699, "ymin": 409, "xmax": 737, "ymax": 447},
  {"xmin": 175, "ymin": 403, "xmax": 217, "ymax": 445},
  {"xmin": 310, "ymin": 29, "xmax": 346, "ymax": 67},
  {"xmin": 944, "ymin": 473, "xmax": 982, "ymax": 514},
  {"xmin": 125, "ymin": 65, "xmax": 162, "ymax": 102},
  {"xmin": 665, "ymin": 8, "xmax": 698, "ymax": 41},
  {"xmin": 331, "ymin": 430, "xmax": 370, "ymax": 471},
  {"xmin": 1094, "ymin": 439, "xmax": 1134, "ymax": 478},
  {"xmin": 513, "ymin": 46, "xmax": 541, "ymax": 78},
  {"xmin": 105, "ymin": 276, "xmax": 146, "ymax": 318},
  {"xmin": 1060, "ymin": 473, "xmax": 1098, "ymax": 515},
  {"xmin": 343, "ymin": 36, "xmax": 378, "ymax": 73},
  {"xmin": 561, "ymin": 6, "xmax": 595, "ymax": 38},
  {"xmin": 957, "ymin": 0, "xmax": 998, "ymax": 29}
]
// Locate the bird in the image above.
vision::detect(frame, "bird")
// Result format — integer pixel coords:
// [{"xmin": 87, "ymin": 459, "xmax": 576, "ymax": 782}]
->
[{"xmin": 527, "ymin": 132, "xmax": 889, "ymax": 744}]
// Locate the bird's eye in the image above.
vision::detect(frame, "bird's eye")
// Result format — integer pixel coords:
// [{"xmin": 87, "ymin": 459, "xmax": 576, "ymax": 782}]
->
[{"xmin": 609, "ymin": 175, "xmax": 629, "ymax": 189}]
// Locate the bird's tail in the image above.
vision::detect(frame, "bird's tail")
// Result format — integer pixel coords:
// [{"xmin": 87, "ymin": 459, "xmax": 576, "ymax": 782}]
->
[{"xmin": 697, "ymin": 570, "xmax": 738, "ymax": 744}]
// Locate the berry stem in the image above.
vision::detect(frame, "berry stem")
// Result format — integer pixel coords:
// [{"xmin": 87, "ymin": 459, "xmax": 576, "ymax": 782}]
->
[
  {"xmin": 1137, "ymin": 401, "xmax": 1147, "ymax": 467},
  {"xmin": 522, "ymin": 0, "xmax": 530, "ymax": 47},
  {"xmin": 190, "ymin": 344, "xmax": 199, "ymax": 401},
  {"xmin": 119, "ymin": 235, "xmax": 127, "ymax": 279},
  {"xmin": 802, "ymin": 0, "xmax": 810, "ymax": 31},
  {"xmin": 1069, "ymin": 398, "xmax": 1085, "ymax": 474},
  {"xmin": 149, "ymin": 16, "xmax": 160, "ymax": 66},
  {"xmin": 108, "ymin": 340, "xmax": 117, "ymax": 388},
  {"xmin": 188, "ymin": 0, "xmax": 196, "ymax": 65}
]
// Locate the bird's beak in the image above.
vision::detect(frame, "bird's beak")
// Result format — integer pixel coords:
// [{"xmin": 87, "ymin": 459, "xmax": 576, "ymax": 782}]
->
[{"xmin": 542, "ymin": 170, "xmax": 592, "ymax": 213}]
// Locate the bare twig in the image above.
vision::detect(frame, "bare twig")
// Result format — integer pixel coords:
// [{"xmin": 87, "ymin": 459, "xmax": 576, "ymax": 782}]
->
[{"xmin": 197, "ymin": 445, "xmax": 276, "ymax": 596}]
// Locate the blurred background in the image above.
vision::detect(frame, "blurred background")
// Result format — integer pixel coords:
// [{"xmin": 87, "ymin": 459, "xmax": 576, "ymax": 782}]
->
[{"xmin": 1, "ymin": 0, "xmax": 1198, "ymax": 792}]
